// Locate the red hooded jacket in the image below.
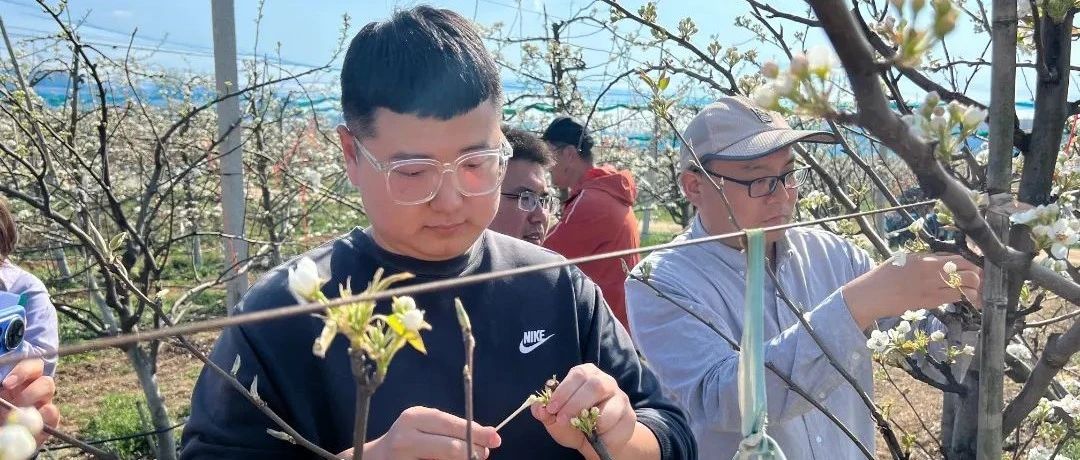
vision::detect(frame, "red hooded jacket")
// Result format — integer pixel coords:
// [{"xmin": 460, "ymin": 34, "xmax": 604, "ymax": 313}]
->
[{"xmin": 544, "ymin": 166, "xmax": 640, "ymax": 329}]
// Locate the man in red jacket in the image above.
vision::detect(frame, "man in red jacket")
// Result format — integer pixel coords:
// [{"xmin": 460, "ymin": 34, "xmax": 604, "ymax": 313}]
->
[{"xmin": 542, "ymin": 116, "xmax": 640, "ymax": 329}]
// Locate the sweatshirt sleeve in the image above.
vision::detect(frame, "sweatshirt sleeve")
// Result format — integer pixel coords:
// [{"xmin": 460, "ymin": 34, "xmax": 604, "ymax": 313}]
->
[{"xmin": 571, "ymin": 266, "xmax": 697, "ymax": 460}]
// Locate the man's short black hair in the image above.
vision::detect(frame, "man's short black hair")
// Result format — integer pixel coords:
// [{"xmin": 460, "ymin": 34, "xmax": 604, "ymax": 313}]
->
[
  {"xmin": 340, "ymin": 6, "xmax": 502, "ymax": 138},
  {"xmin": 541, "ymin": 116, "xmax": 594, "ymax": 162},
  {"xmin": 502, "ymin": 125, "xmax": 553, "ymax": 167}
]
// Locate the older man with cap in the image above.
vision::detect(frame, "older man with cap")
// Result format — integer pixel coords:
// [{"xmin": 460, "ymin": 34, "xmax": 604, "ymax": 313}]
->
[
  {"xmin": 542, "ymin": 116, "xmax": 640, "ymax": 330},
  {"xmin": 623, "ymin": 96, "xmax": 982, "ymax": 458}
]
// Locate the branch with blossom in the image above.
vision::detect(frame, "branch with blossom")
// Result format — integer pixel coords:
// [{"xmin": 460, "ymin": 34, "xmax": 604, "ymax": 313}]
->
[{"xmin": 287, "ymin": 257, "xmax": 430, "ymax": 460}]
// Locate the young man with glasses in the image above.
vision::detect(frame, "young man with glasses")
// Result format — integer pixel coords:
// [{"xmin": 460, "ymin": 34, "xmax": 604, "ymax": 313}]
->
[
  {"xmin": 542, "ymin": 117, "xmax": 640, "ymax": 330},
  {"xmin": 489, "ymin": 126, "xmax": 557, "ymax": 246},
  {"xmin": 624, "ymin": 96, "xmax": 982, "ymax": 458},
  {"xmin": 182, "ymin": 7, "xmax": 694, "ymax": 460}
]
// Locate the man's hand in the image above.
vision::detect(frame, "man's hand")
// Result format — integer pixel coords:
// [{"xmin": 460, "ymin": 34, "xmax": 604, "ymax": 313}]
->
[
  {"xmin": 530, "ymin": 364, "xmax": 637, "ymax": 459},
  {"xmin": 337, "ymin": 406, "xmax": 500, "ymax": 460},
  {"xmin": 0, "ymin": 359, "xmax": 59, "ymax": 445},
  {"xmin": 843, "ymin": 253, "xmax": 982, "ymax": 329}
]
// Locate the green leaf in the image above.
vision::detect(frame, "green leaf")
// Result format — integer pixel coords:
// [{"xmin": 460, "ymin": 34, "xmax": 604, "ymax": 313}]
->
[
  {"xmin": 109, "ymin": 232, "xmax": 129, "ymax": 253},
  {"xmin": 657, "ymin": 75, "xmax": 670, "ymax": 92},
  {"xmin": 638, "ymin": 71, "xmax": 656, "ymax": 91}
]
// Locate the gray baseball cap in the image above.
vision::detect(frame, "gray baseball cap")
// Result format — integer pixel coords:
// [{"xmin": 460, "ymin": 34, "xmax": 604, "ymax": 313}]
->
[{"xmin": 678, "ymin": 96, "xmax": 838, "ymax": 170}]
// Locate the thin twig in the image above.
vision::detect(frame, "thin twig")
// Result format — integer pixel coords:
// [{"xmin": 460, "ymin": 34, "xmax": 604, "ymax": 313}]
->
[
  {"xmin": 455, "ymin": 299, "xmax": 476, "ymax": 460},
  {"xmin": 585, "ymin": 433, "xmax": 614, "ymax": 460},
  {"xmin": 0, "ymin": 397, "xmax": 118, "ymax": 460}
]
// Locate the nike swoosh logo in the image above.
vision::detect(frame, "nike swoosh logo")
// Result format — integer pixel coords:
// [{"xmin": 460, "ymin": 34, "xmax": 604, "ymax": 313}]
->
[{"xmin": 519, "ymin": 334, "xmax": 554, "ymax": 354}]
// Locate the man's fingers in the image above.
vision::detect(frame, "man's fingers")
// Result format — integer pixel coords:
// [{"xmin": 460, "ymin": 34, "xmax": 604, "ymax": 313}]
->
[
  {"xmin": 530, "ymin": 402, "xmax": 556, "ymax": 426},
  {"xmin": 405, "ymin": 407, "xmax": 500, "ymax": 449},
  {"xmin": 9, "ymin": 376, "xmax": 54, "ymax": 408},
  {"xmin": 593, "ymin": 393, "xmax": 630, "ymax": 436},
  {"xmin": 3, "ymin": 359, "xmax": 43, "ymax": 390},
  {"xmin": 957, "ymin": 270, "xmax": 981, "ymax": 290},
  {"xmin": 545, "ymin": 367, "xmax": 589, "ymax": 415},
  {"xmin": 406, "ymin": 431, "xmax": 492, "ymax": 460},
  {"xmin": 34, "ymin": 404, "xmax": 59, "ymax": 446},
  {"xmin": 554, "ymin": 377, "xmax": 614, "ymax": 426}
]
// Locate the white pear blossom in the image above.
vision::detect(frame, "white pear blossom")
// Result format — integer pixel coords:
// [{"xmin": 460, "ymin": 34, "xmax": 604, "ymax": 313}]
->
[
  {"xmin": 923, "ymin": 91, "xmax": 940, "ymax": 107},
  {"xmin": 866, "ymin": 330, "xmax": 890, "ymax": 353},
  {"xmin": 287, "ymin": 257, "xmax": 322, "ymax": 303},
  {"xmin": 1052, "ymin": 394, "xmax": 1080, "ymax": 418},
  {"xmin": 930, "ymin": 113, "xmax": 948, "ymax": 131},
  {"xmin": 1010, "ymin": 207, "xmax": 1041, "ymax": 225},
  {"xmin": 896, "ymin": 320, "xmax": 912, "ymax": 335},
  {"xmin": 805, "ymin": 46, "xmax": 836, "ymax": 77},
  {"xmin": 6, "ymin": 408, "xmax": 43, "ymax": 435},
  {"xmin": 773, "ymin": 73, "xmax": 796, "ymax": 95},
  {"xmin": 943, "ymin": 261, "xmax": 958, "ymax": 274},
  {"xmin": 930, "ymin": 330, "xmax": 946, "ymax": 341},
  {"xmin": 900, "ymin": 309, "xmax": 927, "ymax": 322},
  {"xmin": 1046, "ymin": 219, "xmax": 1078, "ymax": 259},
  {"xmin": 0, "ymin": 424, "xmax": 36, "ymax": 460},
  {"xmin": 402, "ymin": 309, "xmax": 426, "ymax": 332},
  {"xmin": 961, "ymin": 345, "xmax": 976, "ymax": 356},
  {"xmin": 961, "ymin": 106, "xmax": 987, "ymax": 131},
  {"xmin": 393, "ymin": 296, "xmax": 417, "ymax": 312},
  {"xmin": 1006, "ymin": 343, "xmax": 1032, "ymax": 360},
  {"xmin": 751, "ymin": 84, "xmax": 779, "ymax": 109}
]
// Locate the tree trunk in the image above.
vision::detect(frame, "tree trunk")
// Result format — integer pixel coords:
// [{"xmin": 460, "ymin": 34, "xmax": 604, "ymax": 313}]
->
[
  {"xmin": 126, "ymin": 344, "xmax": 177, "ymax": 460},
  {"xmin": 948, "ymin": 368, "xmax": 981, "ymax": 459},
  {"xmin": 1018, "ymin": 11, "xmax": 1075, "ymax": 205}
]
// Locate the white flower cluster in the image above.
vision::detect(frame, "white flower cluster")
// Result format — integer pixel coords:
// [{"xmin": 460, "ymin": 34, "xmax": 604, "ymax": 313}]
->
[
  {"xmin": 1029, "ymin": 445, "xmax": 1073, "ymax": 460},
  {"xmin": 1054, "ymin": 151, "xmax": 1080, "ymax": 196},
  {"xmin": 866, "ymin": 308, "xmax": 974, "ymax": 365},
  {"xmin": 751, "ymin": 47, "xmax": 837, "ymax": 117},
  {"xmin": 0, "ymin": 408, "xmax": 44, "ymax": 460},
  {"xmin": 1051, "ymin": 394, "xmax": 1080, "ymax": 419},
  {"xmin": 902, "ymin": 91, "xmax": 987, "ymax": 161},
  {"xmin": 798, "ymin": 190, "xmax": 831, "ymax": 211},
  {"xmin": 1011, "ymin": 201, "xmax": 1079, "ymax": 261}
]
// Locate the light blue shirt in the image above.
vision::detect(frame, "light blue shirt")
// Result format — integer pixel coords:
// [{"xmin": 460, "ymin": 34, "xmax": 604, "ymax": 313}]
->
[
  {"xmin": 0, "ymin": 261, "xmax": 59, "ymax": 378},
  {"xmin": 625, "ymin": 215, "xmax": 962, "ymax": 459}
]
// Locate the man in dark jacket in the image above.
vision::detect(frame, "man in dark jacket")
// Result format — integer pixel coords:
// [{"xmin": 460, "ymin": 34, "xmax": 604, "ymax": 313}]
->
[
  {"xmin": 543, "ymin": 117, "xmax": 641, "ymax": 329},
  {"xmin": 180, "ymin": 6, "xmax": 695, "ymax": 460}
]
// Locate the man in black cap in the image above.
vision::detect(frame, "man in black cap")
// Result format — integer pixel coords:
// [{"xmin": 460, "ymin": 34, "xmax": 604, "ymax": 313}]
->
[{"xmin": 541, "ymin": 117, "xmax": 640, "ymax": 330}]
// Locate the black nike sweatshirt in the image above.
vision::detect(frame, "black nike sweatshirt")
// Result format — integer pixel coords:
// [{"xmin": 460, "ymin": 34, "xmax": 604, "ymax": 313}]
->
[{"xmin": 180, "ymin": 228, "xmax": 696, "ymax": 459}]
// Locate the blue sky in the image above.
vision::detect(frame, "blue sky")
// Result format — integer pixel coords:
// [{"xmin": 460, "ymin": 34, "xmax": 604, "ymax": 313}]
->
[{"xmin": 0, "ymin": 0, "xmax": 1071, "ymax": 107}]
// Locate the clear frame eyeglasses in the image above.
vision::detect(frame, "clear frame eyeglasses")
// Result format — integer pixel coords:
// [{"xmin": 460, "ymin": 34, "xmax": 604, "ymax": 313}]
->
[
  {"xmin": 349, "ymin": 132, "xmax": 513, "ymax": 205},
  {"xmin": 500, "ymin": 190, "xmax": 558, "ymax": 214}
]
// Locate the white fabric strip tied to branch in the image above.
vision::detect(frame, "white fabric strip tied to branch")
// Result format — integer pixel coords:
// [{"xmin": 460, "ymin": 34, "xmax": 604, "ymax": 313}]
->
[{"xmin": 735, "ymin": 229, "xmax": 787, "ymax": 460}]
